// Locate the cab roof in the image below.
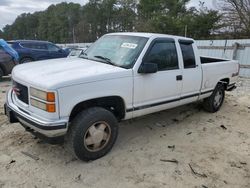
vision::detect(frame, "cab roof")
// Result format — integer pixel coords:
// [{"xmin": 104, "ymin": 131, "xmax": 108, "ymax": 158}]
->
[
  {"xmin": 8, "ymin": 40, "xmax": 50, "ymax": 43},
  {"xmin": 106, "ymin": 32, "xmax": 194, "ymax": 41}
]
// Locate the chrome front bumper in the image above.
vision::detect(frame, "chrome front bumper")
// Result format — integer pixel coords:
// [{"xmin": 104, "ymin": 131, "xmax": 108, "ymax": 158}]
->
[{"xmin": 5, "ymin": 89, "xmax": 68, "ymax": 138}]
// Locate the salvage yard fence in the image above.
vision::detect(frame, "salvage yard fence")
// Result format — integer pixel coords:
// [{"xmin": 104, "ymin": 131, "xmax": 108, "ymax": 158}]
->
[
  {"xmin": 196, "ymin": 39, "xmax": 250, "ymax": 78},
  {"xmin": 59, "ymin": 39, "xmax": 250, "ymax": 78}
]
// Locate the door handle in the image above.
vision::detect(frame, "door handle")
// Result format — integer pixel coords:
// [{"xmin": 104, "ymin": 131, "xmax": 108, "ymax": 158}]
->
[{"xmin": 176, "ymin": 75, "xmax": 183, "ymax": 81}]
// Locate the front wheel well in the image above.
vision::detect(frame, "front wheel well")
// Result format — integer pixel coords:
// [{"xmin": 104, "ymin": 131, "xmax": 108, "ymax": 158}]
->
[{"xmin": 69, "ymin": 96, "xmax": 126, "ymax": 122}]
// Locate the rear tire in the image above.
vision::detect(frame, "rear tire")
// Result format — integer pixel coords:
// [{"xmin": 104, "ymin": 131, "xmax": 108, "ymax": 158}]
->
[
  {"xmin": 20, "ymin": 58, "xmax": 33, "ymax": 63},
  {"xmin": 203, "ymin": 83, "xmax": 225, "ymax": 113},
  {"xmin": 66, "ymin": 107, "xmax": 118, "ymax": 161}
]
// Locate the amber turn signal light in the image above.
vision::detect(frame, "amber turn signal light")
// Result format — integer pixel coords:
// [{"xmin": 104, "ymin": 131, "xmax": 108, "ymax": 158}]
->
[
  {"xmin": 46, "ymin": 103, "xmax": 56, "ymax": 113},
  {"xmin": 47, "ymin": 92, "xmax": 55, "ymax": 102}
]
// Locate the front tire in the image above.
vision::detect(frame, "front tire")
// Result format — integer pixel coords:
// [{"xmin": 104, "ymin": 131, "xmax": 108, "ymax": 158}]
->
[
  {"xmin": 66, "ymin": 107, "xmax": 118, "ymax": 161},
  {"xmin": 203, "ymin": 83, "xmax": 225, "ymax": 113}
]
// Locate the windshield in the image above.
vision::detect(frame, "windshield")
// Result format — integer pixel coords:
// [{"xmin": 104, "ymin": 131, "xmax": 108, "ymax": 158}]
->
[{"xmin": 81, "ymin": 35, "xmax": 148, "ymax": 68}]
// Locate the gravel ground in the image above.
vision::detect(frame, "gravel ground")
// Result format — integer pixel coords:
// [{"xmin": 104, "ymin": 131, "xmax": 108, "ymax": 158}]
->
[{"xmin": 0, "ymin": 76, "xmax": 249, "ymax": 188}]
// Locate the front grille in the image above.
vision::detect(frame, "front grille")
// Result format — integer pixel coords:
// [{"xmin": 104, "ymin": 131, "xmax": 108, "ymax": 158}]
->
[{"xmin": 13, "ymin": 81, "xmax": 29, "ymax": 104}]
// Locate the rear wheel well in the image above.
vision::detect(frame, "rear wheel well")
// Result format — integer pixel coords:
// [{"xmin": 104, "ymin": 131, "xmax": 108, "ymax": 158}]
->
[
  {"xmin": 219, "ymin": 78, "xmax": 229, "ymax": 89},
  {"xmin": 69, "ymin": 96, "xmax": 126, "ymax": 122}
]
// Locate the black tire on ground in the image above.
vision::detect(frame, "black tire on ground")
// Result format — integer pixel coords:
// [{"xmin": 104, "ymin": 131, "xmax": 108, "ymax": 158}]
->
[
  {"xmin": 203, "ymin": 83, "xmax": 225, "ymax": 113},
  {"xmin": 0, "ymin": 68, "xmax": 3, "ymax": 79},
  {"xmin": 66, "ymin": 107, "xmax": 118, "ymax": 161},
  {"xmin": 20, "ymin": 58, "xmax": 33, "ymax": 63}
]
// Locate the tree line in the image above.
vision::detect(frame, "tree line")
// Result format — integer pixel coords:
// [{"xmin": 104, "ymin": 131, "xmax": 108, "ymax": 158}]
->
[{"xmin": 0, "ymin": 0, "xmax": 249, "ymax": 43}]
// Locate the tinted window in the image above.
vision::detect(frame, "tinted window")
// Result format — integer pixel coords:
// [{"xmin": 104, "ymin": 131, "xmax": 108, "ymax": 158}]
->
[
  {"xmin": 20, "ymin": 42, "xmax": 32, "ymax": 49},
  {"xmin": 34, "ymin": 43, "xmax": 47, "ymax": 50},
  {"xmin": 144, "ymin": 40, "xmax": 178, "ymax": 71},
  {"xmin": 21, "ymin": 42, "xmax": 47, "ymax": 50},
  {"xmin": 47, "ymin": 44, "xmax": 60, "ymax": 52},
  {"xmin": 180, "ymin": 42, "xmax": 196, "ymax": 68}
]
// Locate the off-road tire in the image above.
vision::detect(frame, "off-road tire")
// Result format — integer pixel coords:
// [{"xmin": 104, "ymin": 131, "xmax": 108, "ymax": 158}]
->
[
  {"xmin": 66, "ymin": 107, "xmax": 118, "ymax": 161},
  {"xmin": 203, "ymin": 83, "xmax": 225, "ymax": 113}
]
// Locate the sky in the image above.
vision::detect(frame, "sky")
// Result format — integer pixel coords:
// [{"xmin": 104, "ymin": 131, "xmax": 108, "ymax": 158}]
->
[{"xmin": 0, "ymin": 0, "xmax": 218, "ymax": 30}]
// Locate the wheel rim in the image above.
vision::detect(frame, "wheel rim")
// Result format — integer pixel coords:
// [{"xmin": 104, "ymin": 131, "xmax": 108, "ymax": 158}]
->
[
  {"xmin": 84, "ymin": 121, "xmax": 111, "ymax": 152},
  {"xmin": 214, "ymin": 90, "xmax": 223, "ymax": 108}
]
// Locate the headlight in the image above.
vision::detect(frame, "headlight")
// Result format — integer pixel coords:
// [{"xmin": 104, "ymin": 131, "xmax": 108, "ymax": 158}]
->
[
  {"xmin": 30, "ymin": 98, "xmax": 56, "ymax": 113},
  {"xmin": 30, "ymin": 87, "xmax": 56, "ymax": 113},
  {"xmin": 30, "ymin": 87, "xmax": 55, "ymax": 102}
]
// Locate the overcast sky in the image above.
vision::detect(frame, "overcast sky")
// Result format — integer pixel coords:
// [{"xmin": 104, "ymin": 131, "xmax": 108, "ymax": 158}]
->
[{"xmin": 0, "ymin": 0, "xmax": 217, "ymax": 30}]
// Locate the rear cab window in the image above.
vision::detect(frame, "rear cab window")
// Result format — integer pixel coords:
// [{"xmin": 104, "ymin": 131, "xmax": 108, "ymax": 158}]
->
[{"xmin": 179, "ymin": 40, "xmax": 196, "ymax": 69}]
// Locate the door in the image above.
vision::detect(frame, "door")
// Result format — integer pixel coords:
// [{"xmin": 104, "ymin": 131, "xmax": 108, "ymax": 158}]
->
[
  {"xmin": 20, "ymin": 42, "xmax": 49, "ymax": 61},
  {"xmin": 32, "ymin": 43, "xmax": 49, "ymax": 60},
  {"xmin": 178, "ymin": 40, "xmax": 202, "ymax": 105},
  {"xmin": 133, "ymin": 38, "xmax": 183, "ymax": 117}
]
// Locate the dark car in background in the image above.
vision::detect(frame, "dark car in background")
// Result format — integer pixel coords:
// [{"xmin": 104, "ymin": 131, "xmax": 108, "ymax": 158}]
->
[
  {"xmin": 8, "ymin": 40, "xmax": 69, "ymax": 63},
  {"xmin": 67, "ymin": 47, "xmax": 88, "ymax": 58},
  {"xmin": 0, "ymin": 46, "xmax": 18, "ymax": 79}
]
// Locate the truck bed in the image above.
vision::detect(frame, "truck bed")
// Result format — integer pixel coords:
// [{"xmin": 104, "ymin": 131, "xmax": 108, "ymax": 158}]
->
[{"xmin": 201, "ymin": 57, "xmax": 238, "ymax": 94}]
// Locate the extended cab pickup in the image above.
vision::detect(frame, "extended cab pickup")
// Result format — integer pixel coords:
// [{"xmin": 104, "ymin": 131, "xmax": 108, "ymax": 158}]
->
[{"xmin": 5, "ymin": 33, "xmax": 239, "ymax": 161}]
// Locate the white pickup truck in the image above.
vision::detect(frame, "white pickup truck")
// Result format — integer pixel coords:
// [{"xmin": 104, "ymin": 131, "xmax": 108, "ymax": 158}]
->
[{"xmin": 5, "ymin": 32, "xmax": 239, "ymax": 161}]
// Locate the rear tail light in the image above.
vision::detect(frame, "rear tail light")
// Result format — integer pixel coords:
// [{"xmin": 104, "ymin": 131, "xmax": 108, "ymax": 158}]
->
[{"xmin": 232, "ymin": 63, "xmax": 240, "ymax": 77}]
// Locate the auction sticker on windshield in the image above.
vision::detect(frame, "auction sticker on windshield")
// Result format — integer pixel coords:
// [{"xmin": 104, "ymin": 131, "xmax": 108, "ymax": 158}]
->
[{"xmin": 121, "ymin": 43, "xmax": 138, "ymax": 49}]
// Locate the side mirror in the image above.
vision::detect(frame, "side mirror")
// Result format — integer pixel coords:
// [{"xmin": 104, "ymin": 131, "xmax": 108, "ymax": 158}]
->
[
  {"xmin": 58, "ymin": 49, "xmax": 64, "ymax": 53},
  {"xmin": 138, "ymin": 63, "xmax": 158, "ymax": 74}
]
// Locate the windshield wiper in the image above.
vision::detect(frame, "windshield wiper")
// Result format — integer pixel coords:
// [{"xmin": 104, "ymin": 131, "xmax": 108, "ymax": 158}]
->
[{"xmin": 94, "ymin": 55, "xmax": 117, "ymax": 66}]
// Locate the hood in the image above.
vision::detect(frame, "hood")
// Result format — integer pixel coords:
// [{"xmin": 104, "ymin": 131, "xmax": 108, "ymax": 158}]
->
[{"xmin": 12, "ymin": 58, "xmax": 132, "ymax": 89}]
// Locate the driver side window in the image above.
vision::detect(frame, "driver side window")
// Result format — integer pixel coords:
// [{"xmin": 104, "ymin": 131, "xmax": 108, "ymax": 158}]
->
[{"xmin": 144, "ymin": 40, "xmax": 179, "ymax": 71}]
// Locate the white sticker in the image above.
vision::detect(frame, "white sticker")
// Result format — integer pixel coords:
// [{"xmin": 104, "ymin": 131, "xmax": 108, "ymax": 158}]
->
[{"xmin": 121, "ymin": 43, "xmax": 138, "ymax": 49}]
